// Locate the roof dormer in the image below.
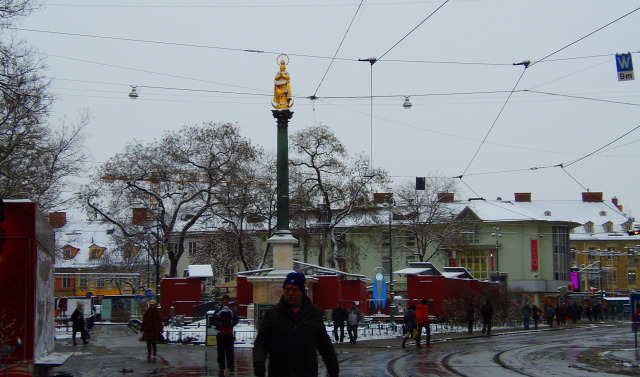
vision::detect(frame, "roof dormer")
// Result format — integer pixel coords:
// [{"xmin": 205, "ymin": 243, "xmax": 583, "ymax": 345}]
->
[
  {"xmin": 62, "ymin": 245, "xmax": 80, "ymax": 259},
  {"xmin": 89, "ymin": 244, "xmax": 106, "ymax": 260},
  {"xmin": 584, "ymin": 221, "xmax": 594, "ymax": 234}
]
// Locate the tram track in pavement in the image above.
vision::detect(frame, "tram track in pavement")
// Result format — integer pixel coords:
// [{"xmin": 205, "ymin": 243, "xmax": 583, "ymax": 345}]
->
[{"xmin": 339, "ymin": 325, "xmax": 621, "ymax": 377}]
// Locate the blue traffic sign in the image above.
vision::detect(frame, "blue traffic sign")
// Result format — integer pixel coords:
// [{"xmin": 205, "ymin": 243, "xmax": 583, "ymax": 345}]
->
[
  {"xmin": 86, "ymin": 291, "xmax": 93, "ymax": 298},
  {"xmin": 144, "ymin": 289, "xmax": 155, "ymax": 299},
  {"xmin": 616, "ymin": 53, "xmax": 634, "ymax": 81}
]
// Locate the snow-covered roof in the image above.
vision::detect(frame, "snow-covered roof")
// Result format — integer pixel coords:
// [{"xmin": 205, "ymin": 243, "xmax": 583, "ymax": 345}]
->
[
  {"xmin": 442, "ymin": 272, "xmax": 466, "ymax": 278},
  {"xmin": 54, "ymin": 214, "xmax": 120, "ymax": 269},
  {"xmin": 395, "ymin": 267, "xmax": 431, "ymax": 275},
  {"xmin": 187, "ymin": 264, "xmax": 213, "ymax": 278},
  {"xmin": 514, "ymin": 199, "xmax": 639, "ymax": 241}
]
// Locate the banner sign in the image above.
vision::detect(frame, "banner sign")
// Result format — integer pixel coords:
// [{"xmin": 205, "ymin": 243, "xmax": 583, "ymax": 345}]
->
[{"xmin": 531, "ymin": 240, "xmax": 539, "ymax": 271}]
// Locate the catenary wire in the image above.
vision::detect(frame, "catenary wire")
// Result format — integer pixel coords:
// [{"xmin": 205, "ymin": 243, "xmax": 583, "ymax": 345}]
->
[
  {"xmin": 460, "ymin": 67, "xmax": 528, "ymax": 176},
  {"xmin": 377, "ymin": 0, "xmax": 450, "ymax": 62},
  {"xmin": 530, "ymin": 6, "xmax": 640, "ymax": 66},
  {"xmin": 313, "ymin": 0, "xmax": 364, "ymax": 97}
]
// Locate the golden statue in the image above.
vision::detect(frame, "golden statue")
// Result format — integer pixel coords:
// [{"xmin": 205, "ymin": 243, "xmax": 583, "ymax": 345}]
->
[{"xmin": 272, "ymin": 54, "xmax": 293, "ymax": 109}]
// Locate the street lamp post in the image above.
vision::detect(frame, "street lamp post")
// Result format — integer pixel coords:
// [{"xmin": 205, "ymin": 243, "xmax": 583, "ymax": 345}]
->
[
  {"xmin": 386, "ymin": 195, "xmax": 396, "ymax": 324},
  {"xmin": 492, "ymin": 227, "xmax": 501, "ymax": 272}
]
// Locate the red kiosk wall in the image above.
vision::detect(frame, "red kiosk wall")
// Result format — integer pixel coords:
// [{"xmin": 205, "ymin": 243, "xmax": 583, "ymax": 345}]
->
[
  {"xmin": 160, "ymin": 278, "xmax": 201, "ymax": 318},
  {"xmin": 0, "ymin": 201, "xmax": 55, "ymax": 369},
  {"xmin": 236, "ymin": 276, "xmax": 253, "ymax": 317},
  {"xmin": 341, "ymin": 279, "xmax": 368, "ymax": 313},
  {"xmin": 312, "ymin": 275, "xmax": 340, "ymax": 312}
]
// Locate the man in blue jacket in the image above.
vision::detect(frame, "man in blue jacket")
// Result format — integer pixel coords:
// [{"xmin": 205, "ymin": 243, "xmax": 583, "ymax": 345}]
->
[{"xmin": 252, "ymin": 272, "xmax": 339, "ymax": 377}]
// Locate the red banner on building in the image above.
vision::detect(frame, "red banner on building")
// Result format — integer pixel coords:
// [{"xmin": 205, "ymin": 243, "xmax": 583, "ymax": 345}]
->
[{"xmin": 531, "ymin": 240, "xmax": 539, "ymax": 271}]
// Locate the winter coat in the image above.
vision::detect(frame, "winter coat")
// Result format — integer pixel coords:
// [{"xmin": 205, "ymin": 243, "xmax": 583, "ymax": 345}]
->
[
  {"xmin": 331, "ymin": 306, "xmax": 348, "ymax": 324},
  {"xmin": 347, "ymin": 306, "xmax": 363, "ymax": 326},
  {"xmin": 211, "ymin": 305, "xmax": 239, "ymax": 335},
  {"xmin": 253, "ymin": 295, "xmax": 339, "ymax": 377},
  {"xmin": 415, "ymin": 304, "xmax": 430, "ymax": 325},
  {"xmin": 466, "ymin": 305, "xmax": 475, "ymax": 322},
  {"xmin": 480, "ymin": 303, "xmax": 494, "ymax": 322},
  {"xmin": 70, "ymin": 309, "xmax": 85, "ymax": 332},
  {"xmin": 522, "ymin": 305, "xmax": 532, "ymax": 319},
  {"xmin": 403, "ymin": 309, "xmax": 416, "ymax": 333},
  {"xmin": 141, "ymin": 307, "xmax": 164, "ymax": 341}
]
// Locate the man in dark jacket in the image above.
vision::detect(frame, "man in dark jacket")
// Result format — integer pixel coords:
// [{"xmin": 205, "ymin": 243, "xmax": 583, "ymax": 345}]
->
[
  {"xmin": 70, "ymin": 301, "xmax": 88, "ymax": 346},
  {"xmin": 212, "ymin": 294, "xmax": 240, "ymax": 374},
  {"xmin": 253, "ymin": 272, "xmax": 339, "ymax": 377},
  {"xmin": 331, "ymin": 301, "xmax": 348, "ymax": 343},
  {"xmin": 480, "ymin": 299, "xmax": 494, "ymax": 336}
]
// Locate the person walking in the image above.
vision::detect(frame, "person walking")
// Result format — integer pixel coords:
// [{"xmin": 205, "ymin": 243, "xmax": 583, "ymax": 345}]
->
[
  {"xmin": 70, "ymin": 302, "xmax": 88, "ymax": 346},
  {"xmin": 466, "ymin": 302, "xmax": 475, "ymax": 335},
  {"xmin": 522, "ymin": 302, "xmax": 532, "ymax": 330},
  {"xmin": 212, "ymin": 294, "xmax": 239, "ymax": 375},
  {"xmin": 480, "ymin": 299, "xmax": 494, "ymax": 336},
  {"xmin": 331, "ymin": 301, "xmax": 348, "ymax": 343},
  {"xmin": 532, "ymin": 304, "xmax": 540, "ymax": 330},
  {"xmin": 346, "ymin": 301, "xmax": 363, "ymax": 344},
  {"xmin": 415, "ymin": 299, "xmax": 431, "ymax": 347},
  {"xmin": 252, "ymin": 272, "xmax": 338, "ymax": 377},
  {"xmin": 401, "ymin": 305, "xmax": 416, "ymax": 348},
  {"xmin": 546, "ymin": 304, "xmax": 555, "ymax": 328},
  {"xmin": 140, "ymin": 300, "xmax": 163, "ymax": 359}
]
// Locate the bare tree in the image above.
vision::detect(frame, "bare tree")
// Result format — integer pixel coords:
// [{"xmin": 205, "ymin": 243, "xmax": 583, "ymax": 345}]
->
[
  {"xmin": 393, "ymin": 176, "xmax": 467, "ymax": 265},
  {"xmin": 0, "ymin": 1, "xmax": 89, "ymax": 211},
  {"xmin": 0, "ymin": 39, "xmax": 89, "ymax": 212},
  {"xmin": 79, "ymin": 122, "xmax": 259, "ymax": 277},
  {"xmin": 210, "ymin": 147, "xmax": 275, "ymax": 271},
  {"xmin": 290, "ymin": 124, "xmax": 389, "ymax": 270}
]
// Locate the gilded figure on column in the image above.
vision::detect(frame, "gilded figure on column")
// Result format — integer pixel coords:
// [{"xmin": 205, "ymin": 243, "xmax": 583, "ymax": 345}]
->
[{"xmin": 272, "ymin": 54, "xmax": 293, "ymax": 109}]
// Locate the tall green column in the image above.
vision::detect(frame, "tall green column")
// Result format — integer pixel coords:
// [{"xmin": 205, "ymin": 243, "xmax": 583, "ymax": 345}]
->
[{"xmin": 272, "ymin": 109, "xmax": 293, "ymax": 234}]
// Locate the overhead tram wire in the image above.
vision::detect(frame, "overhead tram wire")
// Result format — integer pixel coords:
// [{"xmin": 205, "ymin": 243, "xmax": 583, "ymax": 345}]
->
[
  {"xmin": 312, "ymin": 0, "xmax": 364, "ymax": 97},
  {"xmin": 376, "ymin": 0, "xmax": 451, "ymax": 62},
  {"xmin": 529, "ymin": 6, "xmax": 640, "ymax": 67},
  {"xmin": 524, "ymin": 90, "xmax": 640, "ymax": 108},
  {"xmin": 459, "ymin": 65, "xmax": 529, "ymax": 177}
]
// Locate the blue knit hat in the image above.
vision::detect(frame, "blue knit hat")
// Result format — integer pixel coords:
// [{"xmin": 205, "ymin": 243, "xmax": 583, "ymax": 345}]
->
[{"xmin": 283, "ymin": 272, "xmax": 306, "ymax": 294}]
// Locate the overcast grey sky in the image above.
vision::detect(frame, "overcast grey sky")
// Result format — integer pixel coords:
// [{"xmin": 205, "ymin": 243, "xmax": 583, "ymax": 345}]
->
[{"xmin": 13, "ymin": 1, "xmax": 640, "ymax": 217}]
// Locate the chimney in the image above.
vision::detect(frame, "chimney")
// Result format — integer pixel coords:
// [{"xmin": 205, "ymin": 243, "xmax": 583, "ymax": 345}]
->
[
  {"xmin": 612, "ymin": 197, "xmax": 623, "ymax": 212},
  {"xmin": 582, "ymin": 192, "xmax": 603, "ymax": 202},
  {"xmin": 132, "ymin": 208, "xmax": 148, "ymax": 225},
  {"xmin": 437, "ymin": 193, "xmax": 455, "ymax": 202},
  {"xmin": 514, "ymin": 193, "xmax": 531, "ymax": 202},
  {"xmin": 49, "ymin": 212, "xmax": 67, "ymax": 228}
]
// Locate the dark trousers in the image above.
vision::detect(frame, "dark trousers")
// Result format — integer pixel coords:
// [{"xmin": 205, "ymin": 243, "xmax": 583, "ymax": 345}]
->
[
  {"xmin": 347, "ymin": 324, "xmax": 358, "ymax": 343},
  {"xmin": 146, "ymin": 340, "xmax": 157, "ymax": 356},
  {"xmin": 467, "ymin": 320, "xmax": 473, "ymax": 334},
  {"xmin": 217, "ymin": 333, "xmax": 235, "ymax": 370},
  {"xmin": 333, "ymin": 322, "xmax": 345, "ymax": 342},
  {"xmin": 417, "ymin": 324, "xmax": 430, "ymax": 345},
  {"xmin": 72, "ymin": 329, "xmax": 87, "ymax": 345},
  {"xmin": 523, "ymin": 317, "xmax": 530, "ymax": 330},
  {"xmin": 482, "ymin": 320, "xmax": 492, "ymax": 335}
]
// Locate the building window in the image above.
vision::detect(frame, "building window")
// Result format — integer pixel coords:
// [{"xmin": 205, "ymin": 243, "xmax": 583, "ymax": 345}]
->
[
  {"xmin": 405, "ymin": 231, "xmax": 416, "ymax": 247},
  {"xmin": 188, "ymin": 241, "xmax": 197, "ymax": 256},
  {"xmin": 62, "ymin": 275, "xmax": 71, "ymax": 288},
  {"xmin": 629, "ymin": 271, "xmax": 637, "ymax": 285},
  {"xmin": 381, "ymin": 231, "xmax": 390, "ymax": 248},
  {"xmin": 553, "ymin": 227, "xmax": 571, "ymax": 281},
  {"xmin": 64, "ymin": 248, "xmax": 72, "ymax": 259},
  {"xmin": 462, "ymin": 224, "xmax": 479, "ymax": 244},
  {"xmin": 91, "ymin": 249, "xmax": 99, "ymax": 259},
  {"xmin": 584, "ymin": 223, "xmax": 594, "ymax": 234},
  {"xmin": 97, "ymin": 278, "xmax": 105, "ymax": 288},
  {"xmin": 79, "ymin": 277, "xmax": 87, "ymax": 287},
  {"xmin": 604, "ymin": 222, "xmax": 613, "ymax": 233}
]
